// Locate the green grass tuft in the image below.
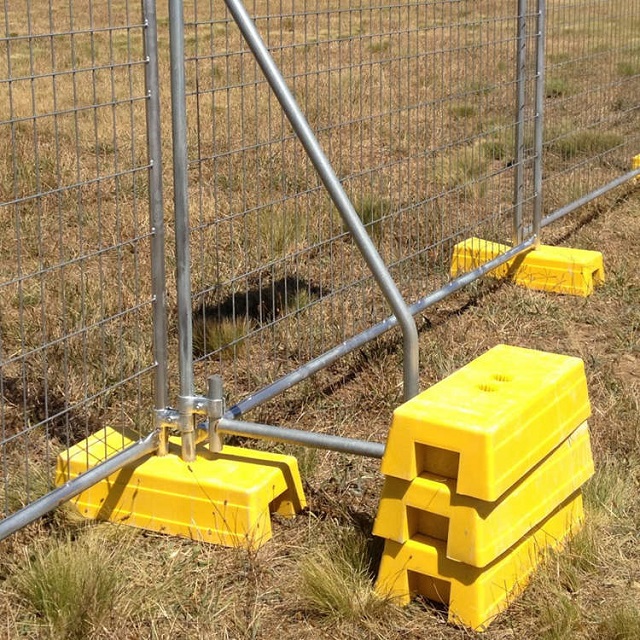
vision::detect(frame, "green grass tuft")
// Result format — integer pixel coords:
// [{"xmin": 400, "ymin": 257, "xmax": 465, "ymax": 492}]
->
[
  {"xmin": 617, "ymin": 61, "xmax": 640, "ymax": 77},
  {"xmin": 449, "ymin": 103, "xmax": 476, "ymax": 118},
  {"xmin": 545, "ymin": 77, "xmax": 572, "ymax": 98},
  {"xmin": 598, "ymin": 603, "xmax": 640, "ymax": 640},
  {"xmin": 298, "ymin": 522, "xmax": 392, "ymax": 622},
  {"xmin": 550, "ymin": 130, "xmax": 624, "ymax": 160},
  {"xmin": 10, "ymin": 536, "xmax": 125, "ymax": 640}
]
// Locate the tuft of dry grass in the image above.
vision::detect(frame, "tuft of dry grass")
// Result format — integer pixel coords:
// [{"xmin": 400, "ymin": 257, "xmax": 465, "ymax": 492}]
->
[
  {"xmin": 193, "ymin": 315, "xmax": 253, "ymax": 359},
  {"xmin": 8, "ymin": 534, "xmax": 126, "ymax": 640},
  {"xmin": 297, "ymin": 519, "xmax": 395, "ymax": 623}
]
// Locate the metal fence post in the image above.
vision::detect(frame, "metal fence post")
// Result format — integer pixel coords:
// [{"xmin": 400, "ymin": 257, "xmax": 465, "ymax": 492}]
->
[
  {"xmin": 168, "ymin": 0, "xmax": 197, "ymax": 460},
  {"xmin": 532, "ymin": 0, "xmax": 547, "ymax": 244},
  {"xmin": 513, "ymin": 0, "xmax": 528, "ymax": 246},
  {"xmin": 143, "ymin": 0, "xmax": 170, "ymax": 456}
]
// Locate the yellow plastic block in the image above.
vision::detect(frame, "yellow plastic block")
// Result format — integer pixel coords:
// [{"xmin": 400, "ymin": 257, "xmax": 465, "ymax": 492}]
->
[
  {"xmin": 56, "ymin": 427, "xmax": 306, "ymax": 549},
  {"xmin": 374, "ymin": 422, "xmax": 593, "ymax": 567},
  {"xmin": 381, "ymin": 344, "xmax": 590, "ymax": 501},
  {"xmin": 450, "ymin": 237, "xmax": 604, "ymax": 296},
  {"xmin": 633, "ymin": 154, "xmax": 640, "ymax": 183},
  {"xmin": 375, "ymin": 492, "xmax": 583, "ymax": 631}
]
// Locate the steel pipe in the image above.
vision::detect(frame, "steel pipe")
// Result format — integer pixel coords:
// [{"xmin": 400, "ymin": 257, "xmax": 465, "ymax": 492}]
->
[
  {"xmin": 0, "ymin": 430, "xmax": 159, "ymax": 542},
  {"xmin": 168, "ymin": 0, "xmax": 197, "ymax": 461},
  {"xmin": 218, "ymin": 418, "xmax": 385, "ymax": 458},
  {"xmin": 513, "ymin": 0, "xmax": 528, "ymax": 245},
  {"xmin": 142, "ymin": 0, "xmax": 170, "ymax": 456},
  {"xmin": 532, "ymin": 0, "xmax": 547, "ymax": 244}
]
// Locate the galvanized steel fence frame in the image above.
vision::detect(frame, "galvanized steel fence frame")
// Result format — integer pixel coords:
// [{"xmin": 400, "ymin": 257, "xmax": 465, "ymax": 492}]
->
[{"xmin": 1, "ymin": 0, "xmax": 638, "ymax": 538}]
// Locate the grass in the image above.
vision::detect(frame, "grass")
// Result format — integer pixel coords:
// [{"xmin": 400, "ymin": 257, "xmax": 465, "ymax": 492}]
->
[
  {"xmin": 617, "ymin": 61, "xmax": 640, "ymax": 77},
  {"xmin": 545, "ymin": 76, "xmax": 572, "ymax": 98},
  {"xmin": 8, "ymin": 534, "xmax": 125, "ymax": 640},
  {"xmin": 549, "ymin": 130, "xmax": 625, "ymax": 160},
  {"xmin": 345, "ymin": 196, "xmax": 392, "ymax": 240},
  {"xmin": 192, "ymin": 315, "xmax": 253, "ymax": 359},
  {"xmin": 436, "ymin": 143, "xmax": 491, "ymax": 200},
  {"xmin": 0, "ymin": 0, "xmax": 639, "ymax": 637},
  {"xmin": 597, "ymin": 604, "xmax": 640, "ymax": 640},
  {"xmin": 297, "ymin": 520, "xmax": 392, "ymax": 622},
  {"xmin": 0, "ymin": 192, "xmax": 638, "ymax": 639},
  {"xmin": 449, "ymin": 104, "xmax": 477, "ymax": 119}
]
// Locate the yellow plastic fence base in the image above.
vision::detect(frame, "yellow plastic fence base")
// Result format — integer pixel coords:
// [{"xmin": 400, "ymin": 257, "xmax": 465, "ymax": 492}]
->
[
  {"xmin": 373, "ymin": 422, "xmax": 593, "ymax": 567},
  {"xmin": 56, "ymin": 427, "xmax": 306, "ymax": 549},
  {"xmin": 450, "ymin": 237, "xmax": 605, "ymax": 296},
  {"xmin": 633, "ymin": 154, "xmax": 640, "ymax": 183},
  {"xmin": 375, "ymin": 492, "xmax": 584, "ymax": 631},
  {"xmin": 380, "ymin": 344, "xmax": 590, "ymax": 501}
]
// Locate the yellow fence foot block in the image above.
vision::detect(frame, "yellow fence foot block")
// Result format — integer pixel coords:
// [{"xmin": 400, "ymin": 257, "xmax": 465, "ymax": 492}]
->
[
  {"xmin": 381, "ymin": 344, "xmax": 590, "ymax": 501},
  {"xmin": 373, "ymin": 422, "xmax": 593, "ymax": 567},
  {"xmin": 375, "ymin": 492, "xmax": 584, "ymax": 631},
  {"xmin": 56, "ymin": 427, "xmax": 306, "ymax": 549},
  {"xmin": 451, "ymin": 237, "xmax": 605, "ymax": 296},
  {"xmin": 633, "ymin": 154, "xmax": 640, "ymax": 182}
]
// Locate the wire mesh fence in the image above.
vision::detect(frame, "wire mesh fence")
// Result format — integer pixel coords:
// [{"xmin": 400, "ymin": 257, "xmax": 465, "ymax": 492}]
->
[
  {"xmin": 0, "ymin": 0, "xmax": 638, "ymax": 526},
  {"xmin": 185, "ymin": 0, "xmax": 542, "ymax": 403},
  {"xmin": 0, "ymin": 0, "xmax": 163, "ymax": 518},
  {"xmin": 542, "ymin": 0, "xmax": 640, "ymax": 219}
]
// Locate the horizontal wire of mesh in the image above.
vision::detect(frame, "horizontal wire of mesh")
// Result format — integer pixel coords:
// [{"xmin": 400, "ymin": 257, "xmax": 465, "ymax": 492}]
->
[
  {"xmin": 185, "ymin": 0, "xmax": 541, "ymax": 402},
  {"xmin": 541, "ymin": 0, "xmax": 640, "ymax": 217},
  {"xmin": 0, "ymin": 0, "xmax": 157, "ymax": 517}
]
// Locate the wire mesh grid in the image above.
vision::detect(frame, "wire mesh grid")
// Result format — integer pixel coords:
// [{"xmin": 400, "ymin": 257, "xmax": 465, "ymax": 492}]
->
[
  {"xmin": 542, "ymin": 0, "xmax": 640, "ymax": 215},
  {"xmin": 185, "ymin": 0, "xmax": 542, "ymax": 404},
  {"xmin": 0, "ymin": 0, "xmax": 158, "ymax": 517}
]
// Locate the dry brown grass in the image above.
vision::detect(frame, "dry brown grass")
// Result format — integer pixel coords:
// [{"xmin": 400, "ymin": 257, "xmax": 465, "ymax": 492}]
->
[
  {"xmin": 0, "ymin": 190, "xmax": 637, "ymax": 639},
  {"xmin": 0, "ymin": 0, "xmax": 639, "ymax": 637}
]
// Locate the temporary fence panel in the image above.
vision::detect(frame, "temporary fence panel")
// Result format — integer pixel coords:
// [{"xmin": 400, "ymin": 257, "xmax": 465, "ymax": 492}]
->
[
  {"xmin": 183, "ymin": 0, "xmax": 544, "ymax": 418},
  {"xmin": 1, "ymin": 0, "xmax": 638, "ymax": 534},
  {"xmin": 0, "ymin": 0, "xmax": 167, "ymax": 520},
  {"xmin": 541, "ymin": 0, "xmax": 640, "ymax": 223}
]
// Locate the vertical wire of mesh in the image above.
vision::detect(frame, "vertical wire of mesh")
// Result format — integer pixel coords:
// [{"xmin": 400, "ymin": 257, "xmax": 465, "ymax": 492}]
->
[{"xmin": 0, "ymin": 0, "xmax": 161, "ymax": 517}]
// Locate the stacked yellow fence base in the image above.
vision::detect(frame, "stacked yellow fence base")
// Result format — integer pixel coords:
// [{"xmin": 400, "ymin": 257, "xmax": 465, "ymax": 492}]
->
[
  {"xmin": 451, "ymin": 237, "xmax": 604, "ymax": 296},
  {"xmin": 374, "ymin": 345, "xmax": 594, "ymax": 631},
  {"xmin": 56, "ymin": 428, "xmax": 306, "ymax": 549}
]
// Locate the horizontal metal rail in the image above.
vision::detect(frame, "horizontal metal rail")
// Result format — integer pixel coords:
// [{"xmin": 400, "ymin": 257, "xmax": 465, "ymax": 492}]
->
[
  {"xmin": 224, "ymin": 236, "xmax": 537, "ymax": 420},
  {"xmin": 520, "ymin": 168, "xmax": 640, "ymax": 237},
  {"xmin": 217, "ymin": 418, "xmax": 385, "ymax": 458},
  {"xmin": 0, "ymin": 430, "xmax": 159, "ymax": 542},
  {"xmin": 540, "ymin": 168, "xmax": 640, "ymax": 230}
]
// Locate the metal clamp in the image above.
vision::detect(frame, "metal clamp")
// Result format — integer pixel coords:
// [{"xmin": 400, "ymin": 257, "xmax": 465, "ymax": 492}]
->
[
  {"xmin": 154, "ymin": 407, "xmax": 179, "ymax": 456},
  {"xmin": 153, "ymin": 378, "xmax": 225, "ymax": 461},
  {"xmin": 207, "ymin": 375, "xmax": 225, "ymax": 453},
  {"xmin": 177, "ymin": 394, "xmax": 208, "ymax": 461}
]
